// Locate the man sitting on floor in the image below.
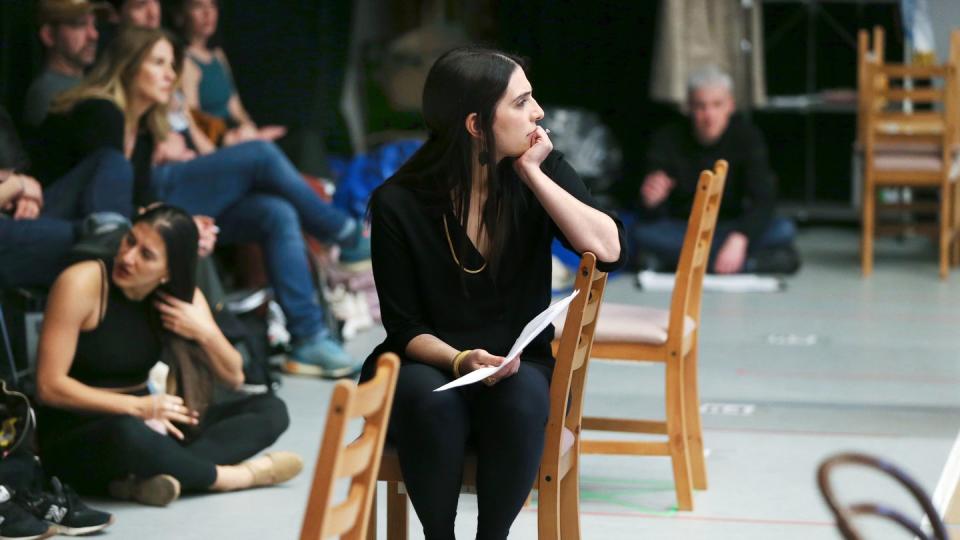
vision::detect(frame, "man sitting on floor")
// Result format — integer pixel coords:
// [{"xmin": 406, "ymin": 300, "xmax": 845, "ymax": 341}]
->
[{"xmin": 633, "ymin": 66, "xmax": 800, "ymax": 274}]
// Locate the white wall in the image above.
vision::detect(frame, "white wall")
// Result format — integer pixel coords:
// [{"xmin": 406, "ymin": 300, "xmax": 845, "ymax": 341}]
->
[{"xmin": 927, "ymin": 0, "xmax": 960, "ymax": 62}]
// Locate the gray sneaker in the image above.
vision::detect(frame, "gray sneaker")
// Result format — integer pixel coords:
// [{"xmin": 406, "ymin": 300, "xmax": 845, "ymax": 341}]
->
[{"xmin": 284, "ymin": 333, "xmax": 361, "ymax": 378}]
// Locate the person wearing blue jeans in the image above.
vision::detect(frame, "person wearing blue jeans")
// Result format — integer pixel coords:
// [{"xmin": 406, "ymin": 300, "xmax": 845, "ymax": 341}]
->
[
  {"xmin": 152, "ymin": 140, "xmax": 366, "ymax": 378},
  {"xmin": 1, "ymin": 95, "xmax": 133, "ymax": 289},
  {"xmin": 631, "ymin": 216, "xmax": 798, "ymax": 273},
  {"xmin": 632, "ymin": 66, "xmax": 800, "ymax": 274}
]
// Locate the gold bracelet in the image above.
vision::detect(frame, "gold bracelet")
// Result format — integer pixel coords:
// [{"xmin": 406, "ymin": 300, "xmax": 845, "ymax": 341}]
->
[{"xmin": 452, "ymin": 349, "xmax": 472, "ymax": 378}]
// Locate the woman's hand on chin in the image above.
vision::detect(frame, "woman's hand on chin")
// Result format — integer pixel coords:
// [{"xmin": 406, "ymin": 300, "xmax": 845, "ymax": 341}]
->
[{"xmin": 514, "ymin": 126, "xmax": 553, "ymax": 180}]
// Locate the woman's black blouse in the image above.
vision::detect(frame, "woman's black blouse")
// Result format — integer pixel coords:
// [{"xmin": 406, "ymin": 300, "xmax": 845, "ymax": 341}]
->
[
  {"xmin": 30, "ymin": 98, "xmax": 155, "ymax": 205},
  {"xmin": 360, "ymin": 151, "xmax": 625, "ymax": 381}
]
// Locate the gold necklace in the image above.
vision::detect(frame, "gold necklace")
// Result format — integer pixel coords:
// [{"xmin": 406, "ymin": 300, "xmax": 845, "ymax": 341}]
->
[{"xmin": 443, "ymin": 214, "xmax": 487, "ymax": 274}]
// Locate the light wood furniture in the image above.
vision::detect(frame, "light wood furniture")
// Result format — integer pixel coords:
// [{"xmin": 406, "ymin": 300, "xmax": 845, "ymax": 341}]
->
[
  {"xmin": 860, "ymin": 29, "xmax": 960, "ymax": 278},
  {"xmin": 369, "ymin": 252, "xmax": 609, "ymax": 540},
  {"xmin": 299, "ymin": 353, "xmax": 400, "ymax": 540},
  {"xmin": 568, "ymin": 160, "xmax": 728, "ymax": 511}
]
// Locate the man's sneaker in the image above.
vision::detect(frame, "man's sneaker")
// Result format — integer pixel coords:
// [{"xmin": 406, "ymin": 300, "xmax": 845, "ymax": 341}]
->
[
  {"xmin": 18, "ymin": 478, "xmax": 113, "ymax": 536},
  {"xmin": 107, "ymin": 474, "xmax": 180, "ymax": 507},
  {"xmin": 337, "ymin": 222, "xmax": 371, "ymax": 269},
  {"xmin": 284, "ymin": 333, "xmax": 361, "ymax": 378},
  {"xmin": 0, "ymin": 485, "xmax": 54, "ymax": 540}
]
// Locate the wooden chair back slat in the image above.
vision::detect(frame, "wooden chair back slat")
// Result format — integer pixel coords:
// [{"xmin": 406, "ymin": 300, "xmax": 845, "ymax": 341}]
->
[{"xmin": 300, "ymin": 354, "xmax": 400, "ymax": 540}]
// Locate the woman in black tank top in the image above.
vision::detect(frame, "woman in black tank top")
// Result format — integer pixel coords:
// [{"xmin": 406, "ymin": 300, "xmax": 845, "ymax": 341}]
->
[{"xmin": 36, "ymin": 205, "xmax": 301, "ymax": 506}]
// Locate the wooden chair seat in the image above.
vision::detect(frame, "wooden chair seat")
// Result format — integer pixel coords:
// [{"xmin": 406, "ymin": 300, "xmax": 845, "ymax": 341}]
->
[
  {"xmin": 873, "ymin": 152, "xmax": 959, "ymax": 179},
  {"xmin": 557, "ymin": 303, "xmax": 696, "ymax": 346}
]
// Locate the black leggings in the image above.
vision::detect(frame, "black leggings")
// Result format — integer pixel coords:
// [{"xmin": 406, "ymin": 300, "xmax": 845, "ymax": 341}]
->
[
  {"xmin": 388, "ymin": 362, "xmax": 551, "ymax": 540},
  {"xmin": 39, "ymin": 393, "xmax": 289, "ymax": 493}
]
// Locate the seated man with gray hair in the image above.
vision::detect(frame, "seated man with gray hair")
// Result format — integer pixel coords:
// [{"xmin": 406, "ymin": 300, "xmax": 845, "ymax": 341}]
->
[{"xmin": 633, "ymin": 66, "xmax": 799, "ymax": 274}]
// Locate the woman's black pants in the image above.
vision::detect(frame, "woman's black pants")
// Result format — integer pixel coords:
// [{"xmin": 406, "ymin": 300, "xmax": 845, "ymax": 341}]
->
[{"xmin": 388, "ymin": 362, "xmax": 551, "ymax": 540}]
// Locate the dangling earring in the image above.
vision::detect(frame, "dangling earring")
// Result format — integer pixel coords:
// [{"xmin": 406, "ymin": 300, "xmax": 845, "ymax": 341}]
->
[{"xmin": 478, "ymin": 150, "xmax": 490, "ymax": 166}]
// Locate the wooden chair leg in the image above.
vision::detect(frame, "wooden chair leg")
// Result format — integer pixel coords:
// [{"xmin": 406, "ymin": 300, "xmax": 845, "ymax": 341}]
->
[
  {"xmin": 862, "ymin": 179, "xmax": 875, "ymax": 277},
  {"xmin": 558, "ymin": 463, "xmax": 582, "ymax": 540},
  {"xmin": 940, "ymin": 187, "xmax": 950, "ymax": 279},
  {"xmin": 537, "ymin": 470, "xmax": 561, "ymax": 540},
  {"xmin": 665, "ymin": 356, "xmax": 694, "ymax": 511},
  {"xmin": 952, "ymin": 183, "xmax": 960, "ymax": 267},
  {"xmin": 386, "ymin": 481, "xmax": 408, "ymax": 540},
  {"xmin": 682, "ymin": 344, "xmax": 708, "ymax": 491},
  {"xmin": 367, "ymin": 484, "xmax": 378, "ymax": 540}
]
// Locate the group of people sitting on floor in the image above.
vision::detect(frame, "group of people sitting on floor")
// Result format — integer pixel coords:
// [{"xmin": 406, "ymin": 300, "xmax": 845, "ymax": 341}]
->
[{"xmin": 0, "ymin": 0, "xmax": 800, "ymax": 539}]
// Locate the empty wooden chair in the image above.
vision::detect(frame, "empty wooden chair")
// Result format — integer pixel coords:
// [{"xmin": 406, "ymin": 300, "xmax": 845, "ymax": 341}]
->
[
  {"xmin": 818, "ymin": 452, "xmax": 950, "ymax": 540},
  {"xmin": 562, "ymin": 160, "xmax": 728, "ymax": 511},
  {"xmin": 370, "ymin": 252, "xmax": 609, "ymax": 539},
  {"xmin": 860, "ymin": 29, "xmax": 960, "ymax": 278},
  {"xmin": 299, "ymin": 353, "xmax": 400, "ymax": 540}
]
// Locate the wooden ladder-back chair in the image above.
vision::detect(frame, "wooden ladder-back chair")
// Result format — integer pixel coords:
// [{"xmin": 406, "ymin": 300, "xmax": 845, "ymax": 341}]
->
[
  {"xmin": 370, "ymin": 252, "xmax": 608, "ymax": 540},
  {"xmin": 559, "ymin": 160, "xmax": 728, "ymax": 511},
  {"xmin": 300, "ymin": 353, "xmax": 400, "ymax": 540},
  {"xmin": 860, "ymin": 29, "xmax": 960, "ymax": 279},
  {"xmin": 818, "ymin": 452, "xmax": 950, "ymax": 540}
]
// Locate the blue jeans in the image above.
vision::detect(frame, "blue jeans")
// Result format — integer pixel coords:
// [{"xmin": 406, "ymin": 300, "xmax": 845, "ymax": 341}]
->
[
  {"xmin": 631, "ymin": 216, "xmax": 797, "ymax": 272},
  {"xmin": 151, "ymin": 141, "xmax": 352, "ymax": 339},
  {"xmin": 0, "ymin": 149, "xmax": 133, "ymax": 288},
  {"xmin": 43, "ymin": 148, "xmax": 134, "ymax": 220}
]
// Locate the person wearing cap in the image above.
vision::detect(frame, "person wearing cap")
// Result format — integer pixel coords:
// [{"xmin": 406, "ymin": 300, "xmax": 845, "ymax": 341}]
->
[{"xmin": 23, "ymin": 0, "xmax": 111, "ymax": 128}]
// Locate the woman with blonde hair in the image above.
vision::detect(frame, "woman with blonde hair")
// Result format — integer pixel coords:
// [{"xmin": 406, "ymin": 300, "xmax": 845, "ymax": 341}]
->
[{"xmin": 33, "ymin": 26, "xmax": 366, "ymax": 376}]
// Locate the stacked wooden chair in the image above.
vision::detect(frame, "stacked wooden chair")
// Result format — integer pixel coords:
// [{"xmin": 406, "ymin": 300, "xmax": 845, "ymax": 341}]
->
[{"xmin": 858, "ymin": 27, "xmax": 960, "ymax": 278}]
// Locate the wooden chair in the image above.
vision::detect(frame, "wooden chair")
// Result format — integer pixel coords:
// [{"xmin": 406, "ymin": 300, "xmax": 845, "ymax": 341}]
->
[
  {"xmin": 818, "ymin": 452, "xmax": 950, "ymax": 540},
  {"xmin": 860, "ymin": 30, "xmax": 960, "ymax": 279},
  {"xmin": 369, "ymin": 252, "xmax": 609, "ymax": 539},
  {"xmin": 562, "ymin": 160, "xmax": 728, "ymax": 511},
  {"xmin": 299, "ymin": 353, "xmax": 400, "ymax": 540}
]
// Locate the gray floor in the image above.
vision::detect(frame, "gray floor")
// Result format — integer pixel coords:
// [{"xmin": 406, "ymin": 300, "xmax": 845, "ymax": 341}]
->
[{"xmin": 90, "ymin": 227, "xmax": 960, "ymax": 539}]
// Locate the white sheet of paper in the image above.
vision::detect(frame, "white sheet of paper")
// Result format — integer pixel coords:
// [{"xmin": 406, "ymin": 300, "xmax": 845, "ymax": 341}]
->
[
  {"xmin": 433, "ymin": 289, "xmax": 580, "ymax": 392},
  {"xmin": 637, "ymin": 270, "xmax": 784, "ymax": 293}
]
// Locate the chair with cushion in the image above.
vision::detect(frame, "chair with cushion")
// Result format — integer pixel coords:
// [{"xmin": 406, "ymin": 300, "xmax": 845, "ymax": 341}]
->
[
  {"xmin": 299, "ymin": 353, "xmax": 400, "ymax": 540},
  {"xmin": 370, "ymin": 251, "xmax": 609, "ymax": 540},
  {"xmin": 557, "ymin": 160, "xmax": 728, "ymax": 511}
]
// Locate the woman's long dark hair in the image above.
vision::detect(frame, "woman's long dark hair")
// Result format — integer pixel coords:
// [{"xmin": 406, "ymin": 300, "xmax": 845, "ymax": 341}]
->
[
  {"xmin": 374, "ymin": 47, "xmax": 529, "ymax": 278},
  {"xmin": 134, "ymin": 205, "xmax": 212, "ymax": 428}
]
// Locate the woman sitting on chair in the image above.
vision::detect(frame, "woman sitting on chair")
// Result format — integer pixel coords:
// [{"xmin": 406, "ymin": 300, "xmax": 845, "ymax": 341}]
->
[
  {"xmin": 35, "ymin": 205, "xmax": 301, "ymax": 507},
  {"xmin": 362, "ymin": 47, "xmax": 625, "ymax": 539}
]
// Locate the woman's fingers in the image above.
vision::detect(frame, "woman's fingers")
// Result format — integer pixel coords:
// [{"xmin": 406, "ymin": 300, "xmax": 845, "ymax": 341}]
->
[{"xmin": 163, "ymin": 419, "xmax": 185, "ymax": 440}]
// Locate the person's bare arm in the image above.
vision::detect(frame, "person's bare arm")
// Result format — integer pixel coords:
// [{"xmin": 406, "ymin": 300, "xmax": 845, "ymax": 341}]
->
[
  {"xmin": 181, "ymin": 58, "xmax": 202, "ymax": 111},
  {"xmin": 217, "ymin": 49, "xmax": 255, "ymax": 128},
  {"xmin": 35, "ymin": 262, "xmax": 178, "ymax": 420},
  {"xmin": 515, "ymin": 127, "xmax": 621, "ymax": 263}
]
